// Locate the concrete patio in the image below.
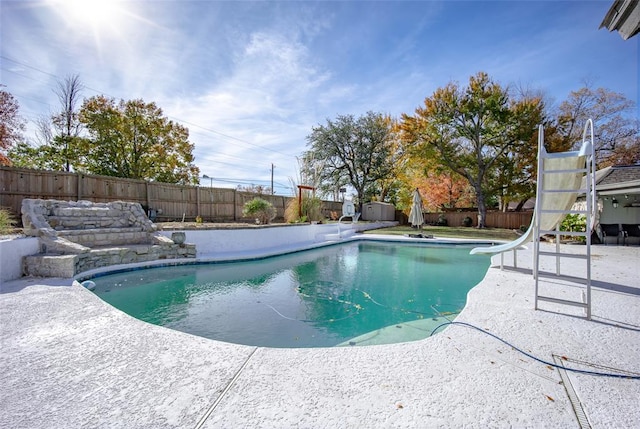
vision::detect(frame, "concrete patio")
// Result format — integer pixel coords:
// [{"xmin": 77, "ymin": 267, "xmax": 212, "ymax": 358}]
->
[{"xmin": 1, "ymin": 238, "xmax": 639, "ymax": 428}]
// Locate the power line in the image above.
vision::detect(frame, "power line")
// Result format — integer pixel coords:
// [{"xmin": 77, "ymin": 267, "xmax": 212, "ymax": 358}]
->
[
  {"xmin": 1, "ymin": 55, "xmax": 58, "ymax": 79},
  {"xmin": 3, "ymin": 55, "xmax": 303, "ymax": 185},
  {"xmin": 175, "ymin": 117, "xmax": 297, "ymax": 158},
  {"xmin": 1, "ymin": 66, "xmax": 53, "ymax": 86},
  {"xmin": 2, "ymin": 55, "xmax": 299, "ymax": 159},
  {"xmin": 4, "ymin": 91, "xmax": 52, "ymax": 109},
  {"xmin": 204, "ymin": 176, "xmax": 292, "ymax": 194}
]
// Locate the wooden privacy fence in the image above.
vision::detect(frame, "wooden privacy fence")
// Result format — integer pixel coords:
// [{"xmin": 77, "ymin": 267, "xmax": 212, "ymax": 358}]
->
[
  {"xmin": 0, "ymin": 166, "xmax": 342, "ymax": 223},
  {"xmin": 423, "ymin": 211, "xmax": 533, "ymax": 230},
  {"xmin": 1, "ymin": 166, "xmax": 532, "ymax": 228}
]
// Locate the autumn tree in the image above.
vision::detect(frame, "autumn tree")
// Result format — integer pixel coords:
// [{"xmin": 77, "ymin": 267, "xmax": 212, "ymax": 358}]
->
[
  {"xmin": 0, "ymin": 86, "xmax": 26, "ymax": 165},
  {"xmin": 420, "ymin": 170, "xmax": 475, "ymax": 212},
  {"xmin": 370, "ymin": 119, "xmax": 405, "ymax": 205},
  {"xmin": 79, "ymin": 96, "xmax": 200, "ymax": 184},
  {"xmin": 556, "ymin": 84, "xmax": 639, "ymax": 167},
  {"xmin": 396, "ymin": 137, "xmax": 475, "ymax": 213},
  {"xmin": 401, "ymin": 72, "xmax": 544, "ymax": 228},
  {"xmin": 303, "ymin": 111, "xmax": 397, "ymax": 209}
]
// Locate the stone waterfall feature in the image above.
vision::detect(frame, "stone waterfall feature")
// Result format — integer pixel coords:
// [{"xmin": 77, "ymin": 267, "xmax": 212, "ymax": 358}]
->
[{"xmin": 21, "ymin": 199, "xmax": 196, "ymax": 277}]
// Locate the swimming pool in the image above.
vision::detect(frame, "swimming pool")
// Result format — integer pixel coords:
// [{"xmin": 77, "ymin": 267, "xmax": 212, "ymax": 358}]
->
[{"xmin": 90, "ymin": 240, "xmax": 490, "ymax": 348}]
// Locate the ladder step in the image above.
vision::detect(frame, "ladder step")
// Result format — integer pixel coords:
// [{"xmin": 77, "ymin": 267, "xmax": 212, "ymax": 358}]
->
[
  {"xmin": 542, "ymin": 189, "xmax": 587, "ymax": 193},
  {"xmin": 537, "ymin": 295, "xmax": 588, "ymax": 309},
  {"xmin": 539, "ymin": 209, "xmax": 589, "ymax": 214},
  {"xmin": 543, "ymin": 169, "xmax": 587, "ymax": 174},
  {"xmin": 539, "ymin": 230, "xmax": 586, "ymax": 237},
  {"xmin": 538, "ymin": 251, "xmax": 589, "ymax": 259}
]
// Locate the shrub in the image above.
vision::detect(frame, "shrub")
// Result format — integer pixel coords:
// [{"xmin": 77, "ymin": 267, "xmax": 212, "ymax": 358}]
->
[
  {"xmin": 0, "ymin": 207, "xmax": 17, "ymax": 235},
  {"xmin": 436, "ymin": 214, "xmax": 448, "ymax": 226},
  {"xmin": 462, "ymin": 216, "xmax": 473, "ymax": 227},
  {"xmin": 302, "ymin": 196, "xmax": 323, "ymax": 223},
  {"xmin": 285, "ymin": 195, "xmax": 324, "ymax": 223},
  {"xmin": 285, "ymin": 197, "xmax": 301, "ymax": 223},
  {"xmin": 560, "ymin": 213, "xmax": 586, "ymax": 243},
  {"xmin": 243, "ymin": 197, "xmax": 276, "ymax": 224}
]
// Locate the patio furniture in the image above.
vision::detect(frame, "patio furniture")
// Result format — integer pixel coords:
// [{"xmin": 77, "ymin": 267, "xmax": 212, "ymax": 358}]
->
[
  {"xmin": 622, "ymin": 224, "xmax": 640, "ymax": 246},
  {"xmin": 600, "ymin": 223, "xmax": 622, "ymax": 245}
]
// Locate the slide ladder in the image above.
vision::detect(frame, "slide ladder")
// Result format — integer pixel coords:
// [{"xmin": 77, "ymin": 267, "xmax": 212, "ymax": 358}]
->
[
  {"xmin": 533, "ymin": 120, "xmax": 596, "ymax": 320},
  {"xmin": 471, "ymin": 120, "xmax": 596, "ymax": 319}
]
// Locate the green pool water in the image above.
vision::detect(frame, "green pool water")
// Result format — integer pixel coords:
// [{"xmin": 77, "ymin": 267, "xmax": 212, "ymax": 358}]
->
[{"xmin": 90, "ymin": 240, "xmax": 490, "ymax": 348}]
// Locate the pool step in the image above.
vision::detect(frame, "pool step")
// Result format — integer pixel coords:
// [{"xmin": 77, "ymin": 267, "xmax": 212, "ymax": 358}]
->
[
  {"xmin": 337, "ymin": 316, "xmax": 453, "ymax": 347},
  {"xmin": 57, "ymin": 227, "xmax": 149, "ymax": 247},
  {"xmin": 316, "ymin": 229, "xmax": 356, "ymax": 242},
  {"xmin": 23, "ymin": 243, "xmax": 197, "ymax": 278}
]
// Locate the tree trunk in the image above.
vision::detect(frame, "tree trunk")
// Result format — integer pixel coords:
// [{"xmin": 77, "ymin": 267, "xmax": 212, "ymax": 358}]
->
[
  {"xmin": 355, "ymin": 185, "xmax": 365, "ymax": 213},
  {"xmin": 475, "ymin": 185, "xmax": 487, "ymax": 228}
]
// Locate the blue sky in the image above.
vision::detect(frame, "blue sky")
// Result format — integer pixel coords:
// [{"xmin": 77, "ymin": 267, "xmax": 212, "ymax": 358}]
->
[{"xmin": 1, "ymin": 0, "xmax": 638, "ymax": 194}]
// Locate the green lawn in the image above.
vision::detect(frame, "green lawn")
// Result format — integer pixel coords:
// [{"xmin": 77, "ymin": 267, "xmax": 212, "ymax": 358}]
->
[{"xmin": 363, "ymin": 225, "xmax": 520, "ymax": 241}]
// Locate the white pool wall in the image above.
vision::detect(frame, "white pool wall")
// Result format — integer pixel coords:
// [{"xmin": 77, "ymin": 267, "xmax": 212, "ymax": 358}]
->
[
  {"xmin": 0, "ymin": 237, "xmax": 39, "ymax": 283},
  {"xmin": 1, "ymin": 222, "xmax": 396, "ymax": 282},
  {"xmin": 158, "ymin": 222, "xmax": 395, "ymax": 257}
]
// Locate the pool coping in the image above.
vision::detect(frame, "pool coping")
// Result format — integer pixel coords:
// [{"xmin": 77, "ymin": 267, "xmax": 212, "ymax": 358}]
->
[
  {"xmin": 75, "ymin": 233, "xmax": 493, "ymax": 281},
  {"xmin": 1, "ymin": 236, "xmax": 639, "ymax": 428}
]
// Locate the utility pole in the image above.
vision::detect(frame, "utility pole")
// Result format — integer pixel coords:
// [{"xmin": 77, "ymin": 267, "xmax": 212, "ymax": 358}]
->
[{"xmin": 271, "ymin": 163, "xmax": 275, "ymax": 195}]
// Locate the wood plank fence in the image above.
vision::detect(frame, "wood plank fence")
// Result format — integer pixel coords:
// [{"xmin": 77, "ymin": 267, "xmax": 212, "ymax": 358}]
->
[
  {"xmin": 423, "ymin": 211, "xmax": 533, "ymax": 230},
  {"xmin": 1, "ymin": 166, "xmax": 532, "ymax": 229},
  {"xmin": 0, "ymin": 166, "xmax": 342, "ymax": 224}
]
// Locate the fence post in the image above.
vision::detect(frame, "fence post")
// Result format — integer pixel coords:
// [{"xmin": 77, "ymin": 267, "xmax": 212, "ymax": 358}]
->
[
  {"xmin": 196, "ymin": 186, "xmax": 201, "ymax": 218},
  {"xmin": 145, "ymin": 182, "xmax": 151, "ymax": 211},
  {"xmin": 233, "ymin": 189, "xmax": 237, "ymax": 221},
  {"xmin": 76, "ymin": 172, "xmax": 82, "ymax": 201}
]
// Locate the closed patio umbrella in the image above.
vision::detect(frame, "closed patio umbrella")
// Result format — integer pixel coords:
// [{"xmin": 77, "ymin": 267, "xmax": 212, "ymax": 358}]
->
[{"xmin": 408, "ymin": 188, "xmax": 424, "ymax": 228}]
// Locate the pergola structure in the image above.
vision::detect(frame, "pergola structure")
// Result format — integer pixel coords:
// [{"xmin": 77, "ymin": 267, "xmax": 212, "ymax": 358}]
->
[{"xmin": 297, "ymin": 185, "xmax": 315, "ymax": 218}]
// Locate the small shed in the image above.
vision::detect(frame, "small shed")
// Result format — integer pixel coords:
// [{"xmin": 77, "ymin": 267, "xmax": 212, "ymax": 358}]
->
[{"xmin": 361, "ymin": 202, "xmax": 395, "ymax": 221}]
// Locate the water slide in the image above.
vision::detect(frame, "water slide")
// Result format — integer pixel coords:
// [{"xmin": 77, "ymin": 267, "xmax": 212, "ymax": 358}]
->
[{"xmin": 470, "ymin": 121, "xmax": 595, "ymax": 261}]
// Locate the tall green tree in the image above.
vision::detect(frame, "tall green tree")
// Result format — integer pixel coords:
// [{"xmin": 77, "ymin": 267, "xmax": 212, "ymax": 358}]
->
[
  {"xmin": 79, "ymin": 96, "xmax": 200, "ymax": 184},
  {"xmin": 401, "ymin": 72, "xmax": 543, "ymax": 227},
  {"xmin": 303, "ymin": 111, "xmax": 396, "ymax": 208},
  {"xmin": 0, "ymin": 86, "xmax": 26, "ymax": 165},
  {"xmin": 9, "ymin": 139, "xmax": 76, "ymax": 170}
]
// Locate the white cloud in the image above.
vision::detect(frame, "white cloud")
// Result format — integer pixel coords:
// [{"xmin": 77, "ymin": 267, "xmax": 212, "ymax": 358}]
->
[
  {"xmin": 161, "ymin": 28, "xmax": 338, "ymax": 187},
  {"xmin": 2, "ymin": 0, "xmax": 636, "ymax": 193}
]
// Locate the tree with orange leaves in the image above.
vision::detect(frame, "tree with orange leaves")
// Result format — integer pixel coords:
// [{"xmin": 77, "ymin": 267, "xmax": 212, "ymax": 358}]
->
[{"xmin": 401, "ymin": 72, "xmax": 543, "ymax": 228}]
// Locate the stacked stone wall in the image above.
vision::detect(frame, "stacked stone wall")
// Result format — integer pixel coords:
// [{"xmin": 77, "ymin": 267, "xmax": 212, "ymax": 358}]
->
[{"xmin": 20, "ymin": 199, "xmax": 196, "ymax": 277}]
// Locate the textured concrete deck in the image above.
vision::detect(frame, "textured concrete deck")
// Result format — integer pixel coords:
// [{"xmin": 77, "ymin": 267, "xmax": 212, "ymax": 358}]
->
[{"xmin": 1, "ymin": 239, "xmax": 639, "ymax": 428}]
